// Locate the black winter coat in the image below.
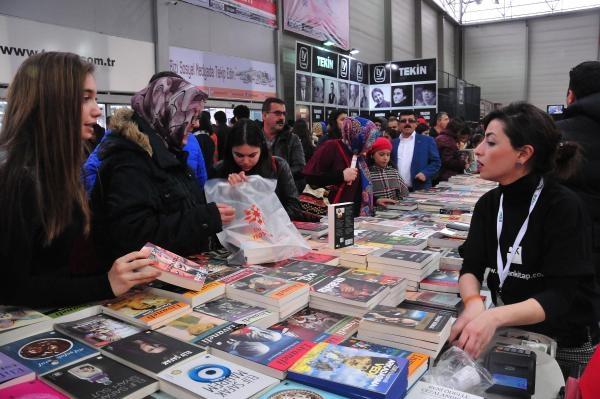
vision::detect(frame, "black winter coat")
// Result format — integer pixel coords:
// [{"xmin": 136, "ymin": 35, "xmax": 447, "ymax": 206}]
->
[
  {"xmin": 91, "ymin": 110, "xmax": 222, "ymax": 267},
  {"xmin": 556, "ymin": 92, "xmax": 600, "ymax": 268}
]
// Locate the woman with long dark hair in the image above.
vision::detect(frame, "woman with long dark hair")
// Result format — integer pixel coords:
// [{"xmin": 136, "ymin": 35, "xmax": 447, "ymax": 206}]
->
[
  {"xmin": 292, "ymin": 118, "xmax": 315, "ymax": 163},
  {"xmin": 450, "ymin": 102, "xmax": 600, "ymax": 371},
  {"xmin": 0, "ymin": 52, "xmax": 161, "ymax": 306},
  {"xmin": 214, "ymin": 119, "xmax": 303, "ymax": 220}
]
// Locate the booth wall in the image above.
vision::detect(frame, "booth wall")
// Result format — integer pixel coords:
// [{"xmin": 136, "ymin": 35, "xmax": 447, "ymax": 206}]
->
[
  {"xmin": 392, "ymin": 0, "xmax": 416, "ymax": 60},
  {"xmin": 443, "ymin": 18, "xmax": 456, "ymax": 77},
  {"xmin": 421, "ymin": 1, "xmax": 438, "ymax": 60},
  {"xmin": 349, "ymin": 0, "xmax": 385, "ymax": 63}
]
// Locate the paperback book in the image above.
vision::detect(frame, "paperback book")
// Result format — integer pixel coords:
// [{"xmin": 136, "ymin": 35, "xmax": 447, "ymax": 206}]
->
[
  {"xmin": 209, "ymin": 325, "xmax": 315, "ymax": 379},
  {"xmin": 311, "ymin": 276, "xmax": 389, "ymax": 308},
  {"xmin": 328, "ymin": 202, "xmax": 354, "ymax": 249},
  {"xmin": 55, "ymin": 313, "xmax": 143, "ymax": 348},
  {"xmin": 419, "ymin": 270, "xmax": 460, "ymax": 294},
  {"xmin": 292, "ymin": 251, "xmax": 340, "ymax": 266},
  {"xmin": 0, "ymin": 330, "xmax": 97, "ymax": 375},
  {"xmin": 101, "ymin": 330, "xmax": 203, "ymax": 375},
  {"xmin": 367, "ymin": 248, "xmax": 435, "ymax": 269},
  {"xmin": 146, "ymin": 279, "xmax": 225, "ymax": 307},
  {"xmin": 257, "ymin": 380, "xmax": 349, "ymax": 399},
  {"xmin": 0, "ymin": 379, "xmax": 69, "ymax": 398},
  {"xmin": 287, "ymin": 342, "xmax": 409, "ymax": 399},
  {"xmin": 42, "ymin": 355, "xmax": 158, "ymax": 399},
  {"xmin": 143, "ymin": 243, "xmax": 208, "ymax": 291},
  {"xmin": 158, "ymin": 353, "xmax": 279, "ymax": 399},
  {"xmin": 156, "ymin": 311, "xmax": 235, "ymax": 346},
  {"xmin": 258, "ymin": 261, "xmax": 347, "ymax": 286},
  {"xmin": 101, "ymin": 291, "xmax": 191, "ymax": 329},
  {"xmin": 0, "ymin": 352, "xmax": 35, "ymax": 389},
  {"xmin": 0, "ymin": 306, "xmax": 51, "ymax": 334},
  {"xmin": 268, "ymin": 308, "xmax": 360, "ymax": 344},
  {"xmin": 292, "ymin": 221, "xmax": 329, "ymax": 239},
  {"xmin": 194, "ymin": 298, "xmax": 278, "ymax": 328},
  {"xmin": 405, "ymin": 381, "xmax": 484, "ymax": 399}
]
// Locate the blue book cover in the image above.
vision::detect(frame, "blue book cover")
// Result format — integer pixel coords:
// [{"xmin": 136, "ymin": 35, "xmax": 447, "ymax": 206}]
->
[
  {"xmin": 257, "ymin": 380, "xmax": 349, "ymax": 399},
  {"xmin": 0, "ymin": 330, "xmax": 97, "ymax": 375},
  {"xmin": 288, "ymin": 342, "xmax": 408, "ymax": 399}
]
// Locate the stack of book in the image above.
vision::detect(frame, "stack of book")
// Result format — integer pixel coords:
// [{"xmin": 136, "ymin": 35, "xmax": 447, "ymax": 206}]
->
[
  {"xmin": 142, "ymin": 243, "xmax": 209, "ymax": 292},
  {"xmin": 194, "ymin": 297, "xmax": 279, "ymax": 329},
  {"xmin": 439, "ymin": 247, "xmax": 463, "ymax": 271},
  {"xmin": 225, "ymin": 272, "xmax": 310, "ymax": 321},
  {"xmin": 292, "ymin": 221, "xmax": 329, "ymax": 239},
  {"xmin": 419, "ymin": 270, "xmax": 460, "ymax": 294},
  {"xmin": 367, "ymin": 248, "xmax": 440, "ymax": 291},
  {"xmin": 268, "ymin": 308, "xmax": 360, "ymax": 344},
  {"xmin": 309, "ymin": 275, "xmax": 390, "ymax": 317},
  {"xmin": 250, "ymin": 260, "xmax": 347, "ymax": 287},
  {"xmin": 337, "ymin": 245, "xmax": 382, "ymax": 268},
  {"xmin": 355, "ymin": 231, "xmax": 428, "ymax": 251},
  {"xmin": 339, "ymin": 268, "xmax": 407, "ymax": 306},
  {"xmin": 292, "ymin": 251, "xmax": 340, "ymax": 266},
  {"xmin": 358, "ymin": 305, "xmax": 453, "ymax": 358},
  {"xmin": 403, "ymin": 291, "xmax": 462, "ymax": 317}
]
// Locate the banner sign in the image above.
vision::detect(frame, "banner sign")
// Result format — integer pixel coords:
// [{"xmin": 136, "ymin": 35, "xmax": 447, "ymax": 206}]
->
[
  {"xmin": 183, "ymin": 0, "xmax": 277, "ymax": 29},
  {"xmin": 169, "ymin": 46, "xmax": 276, "ymax": 101},
  {"xmin": 0, "ymin": 15, "xmax": 154, "ymax": 92},
  {"xmin": 283, "ymin": 0, "xmax": 350, "ymax": 50}
]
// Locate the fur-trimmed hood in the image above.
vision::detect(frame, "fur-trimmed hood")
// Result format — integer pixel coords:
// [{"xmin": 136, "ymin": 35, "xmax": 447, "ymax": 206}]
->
[{"xmin": 108, "ymin": 108, "xmax": 153, "ymax": 157}]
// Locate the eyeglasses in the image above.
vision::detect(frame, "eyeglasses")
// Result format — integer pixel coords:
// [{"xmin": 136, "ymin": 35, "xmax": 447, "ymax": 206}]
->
[
  {"xmin": 267, "ymin": 111, "xmax": 287, "ymax": 117},
  {"xmin": 399, "ymin": 118, "xmax": 416, "ymax": 124}
]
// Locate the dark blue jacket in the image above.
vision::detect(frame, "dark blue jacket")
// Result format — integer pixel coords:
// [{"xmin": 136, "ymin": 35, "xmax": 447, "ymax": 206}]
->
[
  {"xmin": 84, "ymin": 131, "xmax": 207, "ymax": 195},
  {"xmin": 391, "ymin": 133, "xmax": 441, "ymax": 190}
]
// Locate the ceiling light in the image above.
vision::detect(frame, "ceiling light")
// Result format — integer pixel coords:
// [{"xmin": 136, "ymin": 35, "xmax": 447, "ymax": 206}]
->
[
  {"xmin": 349, "ymin": 48, "xmax": 360, "ymax": 55},
  {"xmin": 323, "ymin": 40, "xmax": 335, "ymax": 46}
]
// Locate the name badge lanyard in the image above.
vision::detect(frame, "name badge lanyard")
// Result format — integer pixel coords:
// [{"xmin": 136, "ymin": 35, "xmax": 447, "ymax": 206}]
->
[{"xmin": 496, "ymin": 178, "xmax": 544, "ymax": 299}]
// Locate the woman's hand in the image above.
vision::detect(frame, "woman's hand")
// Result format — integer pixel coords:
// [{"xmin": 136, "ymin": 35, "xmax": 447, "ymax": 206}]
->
[
  {"xmin": 216, "ymin": 203, "xmax": 235, "ymax": 224},
  {"xmin": 343, "ymin": 167, "xmax": 358, "ymax": 184},
  {"xmin": 449, "ymin": 298, "xmax": 485, "ymax": 343},
  {"xmin": 454, "ymin": 308, "xmax": 501, "ymax": 359},
  {"xmin": 107, "ymin": 249, "xmax": 160, "ymax": 297},
  {"xmin": 228, "ymin": 171, "xmax": 247, "ymax": 185},
  {"xmin": 376, "ymin": 198, "xmax": 398, "ymax": 207}
]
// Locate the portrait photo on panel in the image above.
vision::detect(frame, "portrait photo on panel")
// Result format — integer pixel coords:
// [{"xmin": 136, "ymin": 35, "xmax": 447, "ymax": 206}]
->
[
  {"xmin": 391, "ymin": 85, "xmax": 413, "ymax": 107},
  {"xmin": 370, "ymin": 85, "xmax": 391, "ymax": 109},
  {"xmin": 414, "ymin": 83, "xmax": 437, "ymax": 107},
  {"xmin": 296, "ymin": 73, "xmax": 312, "ymax": 102},
  {"xmin": 348, "ymin": 84, "xmax": 360, "ymax": 108},
  {"xmin": 359, "ymin": 85, "xmax": 369, "ymax": 109},
  {"xmin": 312, "ymin": 77, "xmax": 325, "ymax": 104},
  {"xmin": 338, "ymin": 82, "xmax": 349, "ymax": 106},
  {"xmin": 325, "ymin": 79, "xmax": 338, "ymax": 105}
]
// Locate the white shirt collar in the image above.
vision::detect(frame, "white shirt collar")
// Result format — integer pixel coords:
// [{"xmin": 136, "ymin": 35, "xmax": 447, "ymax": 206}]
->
[{"xmin": 400, "ymin": 131, "xmax": 416, "ymax": 142}]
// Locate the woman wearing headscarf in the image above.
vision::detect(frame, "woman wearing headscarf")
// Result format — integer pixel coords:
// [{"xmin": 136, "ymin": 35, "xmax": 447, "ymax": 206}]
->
[
  {"xmin": 302, "ymin": 117, "xmax": 379, "ymax": 217},
  {"xmin": 90, "ymin": 73, "xmax": 235, "ymax": 267}
]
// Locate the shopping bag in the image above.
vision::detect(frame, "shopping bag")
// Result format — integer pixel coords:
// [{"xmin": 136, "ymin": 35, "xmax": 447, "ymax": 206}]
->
[{"xmin": 204, "ymin": 176, "xmax": 311, "ymax": 265}]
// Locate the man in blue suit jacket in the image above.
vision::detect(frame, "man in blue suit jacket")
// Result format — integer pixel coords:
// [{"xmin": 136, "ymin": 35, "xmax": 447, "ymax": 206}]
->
[{"xmin": 391, "ymin": 110, "xmax": 441, "ymax": 190}]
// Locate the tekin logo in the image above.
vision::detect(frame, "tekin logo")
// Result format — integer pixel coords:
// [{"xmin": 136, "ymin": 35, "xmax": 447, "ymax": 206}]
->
[
  {"xmin": 299, "ymin": 46, "xmax": 309, "ymax": 69},
  {"xmin": 339, "ymin": 58, "xmax": 348, "ymax": 78},
  {"xmin": 316, "ymin": 55, "xmax": 334, "ymax": 70},
  {"xmin": 357, "ymin": 63, "xmax": 363, "ymax": 82},
  {"xmin": 374, "ymin": 65, "xmax": 386, "ymax": 83}
]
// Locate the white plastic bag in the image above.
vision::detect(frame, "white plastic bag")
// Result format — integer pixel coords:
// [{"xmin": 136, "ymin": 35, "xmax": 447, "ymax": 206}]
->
[{"xmin": 204, "ymin": 176, "xmax": 310, "ymax": 265}]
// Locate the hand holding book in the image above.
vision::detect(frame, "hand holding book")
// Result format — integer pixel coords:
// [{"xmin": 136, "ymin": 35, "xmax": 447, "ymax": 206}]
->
[{"xmin": 107, "ymin": 249, "xmax": 160, "ymax": 297}]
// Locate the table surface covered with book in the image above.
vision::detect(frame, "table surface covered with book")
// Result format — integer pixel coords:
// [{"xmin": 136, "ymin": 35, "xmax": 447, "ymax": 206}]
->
[{"xmin": 0, "ymin": 175, "xmax": 564, "ymax": 399}]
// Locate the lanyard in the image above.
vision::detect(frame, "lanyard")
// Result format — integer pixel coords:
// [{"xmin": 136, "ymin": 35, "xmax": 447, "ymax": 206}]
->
[{"xmin": 496, "ymin": 177, "xmax": 544, "ymax": 290}]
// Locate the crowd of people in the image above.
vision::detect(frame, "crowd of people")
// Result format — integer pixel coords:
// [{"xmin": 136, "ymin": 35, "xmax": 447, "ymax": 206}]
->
[{"xmin": 0, "ymin": 51, "xmax": 598, "ymax": 374}]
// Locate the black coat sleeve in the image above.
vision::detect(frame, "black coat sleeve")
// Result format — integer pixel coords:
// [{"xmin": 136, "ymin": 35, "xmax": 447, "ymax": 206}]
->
[{"xmin": 459, "ymin": 194, "xmax": 490, "ymax": 283}]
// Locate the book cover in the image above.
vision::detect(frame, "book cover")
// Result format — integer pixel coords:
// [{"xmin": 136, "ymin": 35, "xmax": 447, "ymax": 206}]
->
[
  {"xmin": 268, "ymin": 308, "xmax": 359, "ymax": 344},
  {"xmin": 228, "ymin": 274, "xmax": 307, "ymax": 302},
  {"xmin": 405, "ymin": 381, "xmax": 484, "ymax": 399},
  {"xmin": 102, "ymin": 291, "xmax": 190, "ymax": 327},
  {"xmin": 288, "ymin": 342, "xmax": 408, "ymax": 399},
  {"xmin": 357, "ymin": 231, "xmax": 427, "ymax": 250},
  {"xmin": 362, "ymin": 305, "xmax": 451, "ymax": 337},
  {"xmin": 328, "ymin": 202, "xmax": 354, "ymax": 249},
  {"xmin": 102, "ymin": 330, "xmax": 202, "ymax": 374},
  {"xmin": 38, "ymin": 303, "xmax": 100, "ymax": 320},
  {"xmin": 55, "ymin": 314, "xmax": 142, "ymax": 348},
  {"xmin": 420, "ymin": 270, "xmax": 460, "ymax": 292},
  {"xmin": 404, "ymin": 291, "xmax": 461, "ymax": 309},
  {"xmin": 0, "ymin": 379, "xmax": 69, "ymax": 398},
  {"xmin": 194, "ymin": 298, "xmax": 276, "ymax": 325},
  {"xmin": 158, "ymin": 353, "xmax": 279, "ymax": 399},
  {"xmin": 143, "ymin": 243, "xmax": 208, "ymax": 291},
  {"xmin": 147, "ymin": 280, "xmax": 225, "ymax": 306},
  {"xmin": 0, "ymin": 352, "xmax": 34, "ymax": 388},
  {"xmin": 292, "ymin": 252, "xmax": 339, "ymax": 265},
  {"xmin": 42, "ymin": 355, "xmax": 158, "ymax": 398},
  {"xmin": 209, "ymin": 325, "xmax": 314, "ymax": 373},
  {"xmin": 311, "ymin": 276, "xmax": 388, "ymax": 306},
  {"xmin": 0, "ymin": 330, "xmax": 97, "ymax": 375},
  {"xmin": 260, "ymin": 261, "xmax": 347, "ymax": 286},
  {"xmin": 257, "ymin": 380, "xmax": 348, "ymax": 399},
  {"xmin": 157, "ymin": 311, "xmax": 234, "ymax": 345},
  {"xmin": 340, "ymin": 339, "xmax": 429, "ymax": 386},
  {"xmin": 340, "ymin": 269, "xmax": 405, "ymax": 288},
  {"xmin": 371, "ymin": 248, "xmax": 433, "ymax": 267},
  {"xmin": 0, "ymin": 306, "xmax": 51, "ymax": 332}
]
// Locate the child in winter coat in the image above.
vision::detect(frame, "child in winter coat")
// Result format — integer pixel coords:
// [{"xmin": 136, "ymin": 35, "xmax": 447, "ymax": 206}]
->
[{"xmin": 368, "ymin": 137, "xmax": 409, "ymax": 206}]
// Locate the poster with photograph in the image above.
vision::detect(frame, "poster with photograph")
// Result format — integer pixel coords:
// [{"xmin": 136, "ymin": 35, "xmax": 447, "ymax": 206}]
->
[
  {"xmin": 296, "ymin": 73, "xmax": 311, "ymax": 102},
  {"xmin": 325, "ymin": 79, "xmax": 339, "ymax": 106},
  {"xmin": 184, "ymin": 0, "xmax": 277, "ymax": 29},
  {"xmin": 359, "ymin": 85, "xmax": 369, "ymax": 109},
  {"xmin": 312, "ymin": 76, "xmax": 325, "ymax": 104},
  {"xmin": 338, "ymin": 82, "xmax": 349, "ymax": 106},
  {"xmin": 311, "ymin": 106, "xmax": 325, "ymax": 124},
  {"xmin": 369, "ymin": 85, "xmax": 391, "ymax": 109},
  {"xmin": 325, "ymin": 107, "xmax": 337, "ymax": 121},
  {"xmin": 284, "ymin": 0, "xmax": 350, "ymax": 50},
  {"xmin": 348, "ymin": 83, "xmax": 360, "ymax": 108},
  {"xmin": 295, "ymin": 104, "xmax": 310, "ymax": 121},
  {"xmin": 391, "ymin": 85, "xmax": 413, "ymax": 107},
  {"xmin": 414, "ymin": 83, "xmax": 437, "ymax": 107}
]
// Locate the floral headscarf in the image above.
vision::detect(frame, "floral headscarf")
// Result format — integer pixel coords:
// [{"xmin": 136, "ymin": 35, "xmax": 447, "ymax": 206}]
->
[
  {"xmin": 341, "ymin": 117, "xmax": 381, "ymax": 216},
  {"xmin": 131, "ymin": 76, "xmax": 208, "ymax": 148}
]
